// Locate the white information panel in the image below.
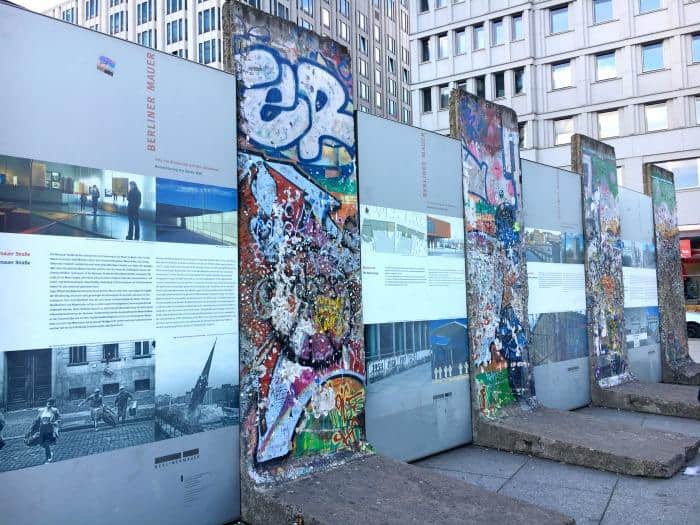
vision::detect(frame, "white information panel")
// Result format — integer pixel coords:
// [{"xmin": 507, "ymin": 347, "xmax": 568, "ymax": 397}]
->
[
  {"xmin": 0, "ymin": 5, "xmax": 239, "ymax": 524},
  {"xmin": 357, "ymin": 112, "xmax": 471, "ymax": 462}
]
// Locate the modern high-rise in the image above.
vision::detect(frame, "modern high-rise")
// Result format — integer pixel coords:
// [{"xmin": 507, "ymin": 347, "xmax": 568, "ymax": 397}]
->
[
  {"xmin": 42, "ymin": 0, "xmax": 412, "ymax": 122},
  {"xmin": 410, "ymin": 0, "xmax": 700, "ymax": 235}
]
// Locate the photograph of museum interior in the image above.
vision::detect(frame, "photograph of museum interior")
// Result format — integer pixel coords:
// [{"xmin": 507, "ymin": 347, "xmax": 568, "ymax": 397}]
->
[
  {"xmin": 0, "ymin": 154, "xmax": 155, "ymax": 240},
  {"xmin": 155, "ymin": 178, "xmax": 237, "ymax": 245}
]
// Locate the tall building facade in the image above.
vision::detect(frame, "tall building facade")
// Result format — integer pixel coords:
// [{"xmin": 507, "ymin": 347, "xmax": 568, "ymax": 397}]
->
[
  {"xmin": 43, "ymin": 0, "xmax": 412, "ymax": 122},
  {"xmin": 410, "ymin": 0, "xmax": 700, "ymax": 234}
]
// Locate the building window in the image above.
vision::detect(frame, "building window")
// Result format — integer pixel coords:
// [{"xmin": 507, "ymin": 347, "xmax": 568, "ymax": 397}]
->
[
  {"xmin": 167, "ymin": 19, "xmax": 183, "ymax": 44},
  {"xmin": 375, "ymin": 67, "xmax": 382, "ymax": 86},
  {"xmin": 421, "ymin": 87, "xmax": 432, "ymax": 112},
  {"xmin": 69, "ymin": 346, "xmax": 87, "ymax": 365},
  {"xmin": 514, "ymin": 67, "xmax": 525, "ymax": 94},
  {"xmin": 435, "ymin": 0, "xmax": 446, "ymax": 7},
  {"xmin": 455, "ymin": 28, "xmax": 466, "ymax": 55},
  {"xmin": 439, "ymin": 84, "xmax": 450, "ymax": 109},
  {"xmin": 512, "ymin": 13, "xmax": 523, "ymax": 40},
  {"xmin": 275, "ymin": 2, "xmax": 289, "ymax": 19},
  {"xmin": 338, "ymin": 20, "xmax": 348, "ymax": 40},
  {"xmin": 387, "ymin": 0, "xmax": 396, "ymax": 19},
  {"xmin": 300, "ymin": 18, "xmax": 313, "ymax": 29},
  {"xmin": 639, "ymin": 0, "xmax": 660, "ymax": 13},
  {"xmin": 360, "ymin": 82, "xmax": 369, "ymax": 100},
  {"xmin": 338, "ymin": 0, "xmax": 350, "ymax": 16},
  {"xmin": 596, "ymin": 51, "xmax": 616, "ymax": 80},
  {"xmin": 494, "ymin": 72, "xmax": 505, "ymax": 98},
  {"xmin": 198, "ymin": 7, "xmax": 216, "ymax": 34},
  {"xmin": 597, "ymin": 110, "xmax": 619, "ymax": 138},
  {"xmin": 402, "ymin": 47, "xmax": 410, "ymax": 64},
  {"xmin": 85, "ymin": 0, "xmax": 99, "ymax": 19},
  {"xmin": 138, "ymin": 30, "xmax": 154, "ymax": 48},
  {"xmin": 387, "ymin": 57, "xmax": 396, "ymax": 74},
  {"xmin": 402, "ymin": 107, "xmax": 411, "ymax": 123},
  {"xmin": 135, "ymin": 379, "xmax": 151, "ymax": 391},
  {"xmin": 388, "ymin": 78, "xmax": 397, "ymax": 96},
  {"xmin": 402, "ymin": 67, "xmax": 409, "ymax": 83},
  {"xmin": 645, "ymin": 102, "xmax": 668, "ymax": 131},
  {"xmin": 135, "ymin": 341, "xmax": 151, "ymax": 356},
  {"xmin": 642, "ymin": 41, "xmax": 664, "ymax": 72},
  {"xmin": 166, "ymin": 0, "xmax": 183, "ymax": 14},
  {"xmin": 387, "ymin": 36, "xmax": 396, "ymax": 54},
  {"xmin": 492, "ymin": 19, "xmax": 504, "ymax": 45},
  {"xmin": 62, "ymin": 7, "xmax": 76, "ymax": 23},
  {"xmin": 358, "ymin": 35, "xmax": 368, "ymax": 54},
  {"xmin": 360, "ymin": 106, "xmax": 369, "ymax": 113},
  {"xmin": 475, "ymin": 75, "xmax": 485, "ymax": 97},
  {"xmin": 137, "ymin": 0, "xmax": 152, "ymax": 24},
  {"xmin": 103, "ymin": 383, "xmax": 120, "ymax": 395},
  {"xmin": 518, "ymin": 122, "xmax": 527, "ymax": 148},
  {"xmin": 358, "ymin": 12, "xmax": 367, "ymax": 31},
  {"xmin": 420, "ymin": 37, "xmax": 430, "ymax": 62},
  {"xmin": 456, "ymin": 79, "xmax": 466, "ymax": 92},
  {"xmin": 389, "ymin": 99, "xmax": 397, "ymax": 116},
  {"xmin": 419, "ymin": 0, "xmax": 429, "ymax": 12},
  {"xmin": 109, "ymin": 12, "xmax": 126, "ymax": 34},
  {"xmin": 359, "ymin": 58, "xmax": 368, "ymax": 77},
  {"xmin": 374, "ymin": 47, "xmax": 381, "ymax": 63},
  {"xmin": 473, "ymin": 24, "xmax": 484, "ymax": 50},
  {"xmin": 300, "ymin": 0, "xmax": 313, "ymax": 15},
  {"xmin": 554, "ymin": 118, "xmax": 574, "ymax": 145},
  {"xmin": 657, "ymin": 158, "xmax": 700, "ymax": 189},
  {"xmin": 374, "ymin": 25, "xmax": 381, "ymax": 42},
  {"xmin": 593, "ymin": 0, "xmax": 612, "ymax": 23},
  {"xmin": 551, "ymin": 60, "xmax": 572, "ymax": 89},
  {"xmin": 692, "ymin": 35, "xmax": 700, "ymax": 63},
  {"xmin": 696, "ymin": 97, "xmax": 700, "ymax": 125},
  {"xmin": 69, "ymin": 387, "xmax": 87, "ymax": 401},
  {"xmin": 550, "ymin": 5, "xmax": 568, "ymax": 34},
  {"xmin": 322, "ymin": 8, "xmax": 330, "ymax": 28},
  {"xmin": 375, "ymin": 91, "xmax": 382, "ymax": 108},
  {"xmin": 103, "ymin": 344, "xmax": 119, "ymax": 361},
  {"xmin": 401, "ymin": 11, "xmax": 409, "ymax": 32},
  {"xmin": 402, "ymin": 87, "xmax": 410, "ymax": 103},
  {"xmin": 437, "ymin": 33, "xmax": 449, "ymax": 59}
]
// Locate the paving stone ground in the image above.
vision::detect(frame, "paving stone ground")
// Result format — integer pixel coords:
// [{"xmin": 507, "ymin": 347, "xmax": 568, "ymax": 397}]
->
[
  {"xmin": 415, "ymin": 407, "xmax": 700, "ymax": 525},
  {"xmin": 0, "ymin": 419, "xmax": 153, "ymax": 473}
]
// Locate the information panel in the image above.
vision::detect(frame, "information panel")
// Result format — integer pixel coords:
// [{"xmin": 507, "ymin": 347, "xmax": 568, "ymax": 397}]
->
[
  {"xmin": 619, "ymin": 187, "xmax": 661, "ymax": 383},
  {"xmin": 522, "ymin": 160, "xmax": 590, "ymax": 410},
  {"xmin": 357, "ymin": 112, "xmax": 471, "ymax": 461},
  {"xmin": 0, "ymin": 5, "xmax": 239, "ymax": 524}
]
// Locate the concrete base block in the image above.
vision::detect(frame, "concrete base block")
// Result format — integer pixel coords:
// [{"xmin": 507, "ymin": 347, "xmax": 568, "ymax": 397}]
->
[
  {"xmin": 474, "ymin": 406, "xmax": 699, "ymax": 478},
  {"xmin": 663, "ymin": 360, "xmax": 700, "ymax": 386},
  {"xmin": 241, "ymin": 454, "xmax": 574, "ymax": 525},
  {"xmin": 593, "ymin": 381, "xmax": 700, "ymax": 420}
]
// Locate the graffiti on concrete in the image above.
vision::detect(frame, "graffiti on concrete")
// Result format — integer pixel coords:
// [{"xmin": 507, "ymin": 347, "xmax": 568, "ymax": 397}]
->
[
  {"xmin": 572, "ymin": 135, "xmax": 631, "ymax": 389},
  {"xmin": 230, "ymin": 5, "xmax": 366, "ymax": 484},
  {"xmin": 644, "ymin": 164, "xmax": 692, "ymax": 373},
  {"xmin": 450, "ymin": 91, "xmax": 534, "ymax": 416}
]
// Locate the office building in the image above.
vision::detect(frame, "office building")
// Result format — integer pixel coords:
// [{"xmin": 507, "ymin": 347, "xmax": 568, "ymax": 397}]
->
[
  {"xmin": 42, "ymin": 0, "xmax": 412, "ymax": 122},
  {"xmin": 410, "ymin": 0, "xmax": 700, "ymax": 235}
]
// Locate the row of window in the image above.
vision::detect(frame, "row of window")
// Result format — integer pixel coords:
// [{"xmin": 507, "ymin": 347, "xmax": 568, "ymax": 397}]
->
[
  {"xmin": 68, "ymin": 379, "xmax": 151, "ymax": 401},
  {"xmin": 549, "ymin": 98, "xmax": 700, "ymax": 147},
  {"xmin": 420, "ymin": 67, "xmax": 524, "ymax": 112},
  {"xmin": 109, "ymin": 10, "xmax": 126, "ymax": 34},
  {"xmin": 420, "ymin": 13, "xmax": 523, "ymax": 62},
  {"xmin": 68, "ymin": 341, "xmax": 152, "ymax": 365},
  {"xmin": 198, "ymin": 38, "xmax": 221, "ymax": 64},
  {"xmin": 357, "ymin": 101, "xmax": 411, "ymax": 124},
  {"xmin": 166, "ymin": 18, "xmax": 186, "ymax": 44}
]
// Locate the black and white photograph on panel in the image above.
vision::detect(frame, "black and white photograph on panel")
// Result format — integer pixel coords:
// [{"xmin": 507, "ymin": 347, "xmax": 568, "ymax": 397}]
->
[
  {"xmin": 0, "ymin": 340, "xmax": 155, "ymax": 473},
  {"xmin": 155, "ymin": 333, "xmax": 238, "ymax": 440}
]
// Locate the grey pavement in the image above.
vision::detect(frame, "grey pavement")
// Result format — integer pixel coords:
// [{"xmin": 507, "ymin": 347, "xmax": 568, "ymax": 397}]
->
[
  {"xmin": 415, "ymin": 407, "xmax": 700, "ymax": 524},
  {"xmin": 0, "ymin": 419, "xmax": 154, "ymax": 473}
]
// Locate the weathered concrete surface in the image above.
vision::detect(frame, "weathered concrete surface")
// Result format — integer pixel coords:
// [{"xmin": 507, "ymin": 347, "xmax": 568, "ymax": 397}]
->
[
  {"xmin": 241, "ymin": 454, "xmax": 574, "ymax": 525},
  {"xmin": 593, "ymin": 381, "xmax": 700, "ymax": 420},
  {"xmin": 663, "ymin": 360, "xmax": 700, "ymax": 386},
  {"xmin": 474, "ymin": 406, "xmax": 699, "ymax": 478}
]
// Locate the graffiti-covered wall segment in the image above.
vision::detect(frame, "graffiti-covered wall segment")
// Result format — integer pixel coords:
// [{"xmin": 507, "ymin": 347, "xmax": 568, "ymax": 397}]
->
[
  {"xmin": 228, "ymin": 4, "xmax": 366, "ymax": 484},
  {"xmin": 572, "ymin": 135, "xmax": 631, "ymax": 390},
  {"xmin": 644, "ymin": 164, "xmax": 699, "ymax": 384},
  {"xmin": 449, "ymin": 91, "xmax": 535, "ymax": 417}
]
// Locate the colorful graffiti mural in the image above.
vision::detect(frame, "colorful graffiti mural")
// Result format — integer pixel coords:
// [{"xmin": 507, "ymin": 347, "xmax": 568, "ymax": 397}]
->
[
  {"xmin": 449, "ymin": 91, "xmax": 534, "ymax": 417},
  {"xmin": 644, "ymin": 164, "xmax": 695, "ymax": 380},
  {"xmin": 572, "ymin": 135, "xmax": 631, "ymax": 389},
  {"xmin": 227, "ymin": 5, "xmax": 366, "ymax": 484}
]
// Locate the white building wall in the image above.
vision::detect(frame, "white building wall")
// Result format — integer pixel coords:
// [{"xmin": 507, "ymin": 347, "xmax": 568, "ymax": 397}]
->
[{"xmin": 410, "ymin": 0, "xmax": 700, "ymax": 229}]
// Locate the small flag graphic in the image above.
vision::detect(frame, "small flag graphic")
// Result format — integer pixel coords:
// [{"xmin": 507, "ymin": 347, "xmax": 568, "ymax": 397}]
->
[{"xmin": 97, "ymin": 55, "xmax": 116, "ymax": 76}]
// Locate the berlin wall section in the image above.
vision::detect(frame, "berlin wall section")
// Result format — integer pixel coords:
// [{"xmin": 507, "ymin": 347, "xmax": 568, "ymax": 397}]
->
[
  {"xmin": 223, "ymin": 1, "xmax": 369, "ymax": 516},
  {"xmin": 644, "ymin": 164, "xmax": 700, "ymax": 385}
]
